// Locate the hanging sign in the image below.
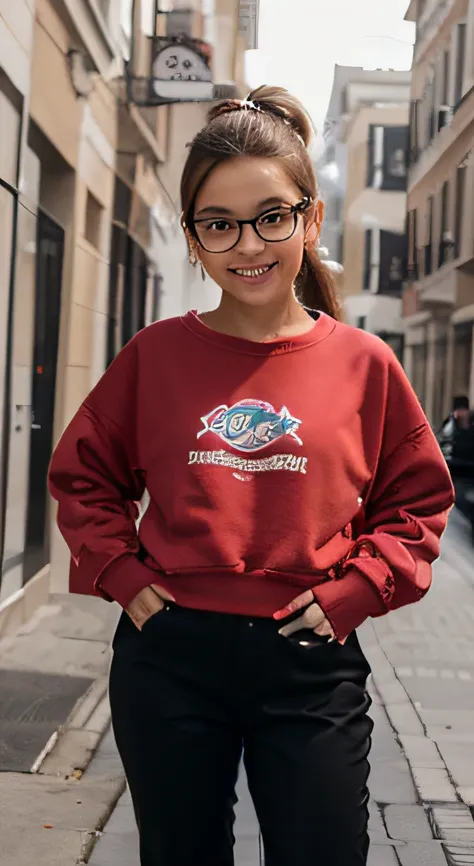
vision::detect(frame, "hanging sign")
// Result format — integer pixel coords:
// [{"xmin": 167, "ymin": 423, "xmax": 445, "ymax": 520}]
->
[{"xmin": 150, "ymin": 35, "xmax": 214, "ymax": 102}]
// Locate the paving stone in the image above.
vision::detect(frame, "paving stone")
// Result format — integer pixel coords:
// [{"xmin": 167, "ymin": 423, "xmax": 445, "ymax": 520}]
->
[
  {"xmin": 397, "ymin": 840, "xmax": 449, "ymax": 865},
  {"xmin": 437, "ymin": 743, "xmax": 474, "ymax": 788},
  {"xmin": 399, "ymin": 735, "xmax": 445, "ymax": 769},
  {"xmin": 370, "ymin": 758, "xmax": 418, "ymax": 805},
  {"xmin": 368, "ymin": 704, "xmax": 417, "ymax": 804},
  {"xmin": 458, "ymin": 789, "xmax": 474, "ymax": 807},
  {"xmin": 40, "ymin": 729, "xmax": 101, "ymax": 777},
  {"xmin": 369, "ymin": 802, "xmax": 387, "ymax": 835},
  {"xmin": 411, "ymin": 767, "xmax": 458, "ymax": 803},
  {"xmin": 88, "ymin": 829, "xmax": 139, "ymax": 866},
  {"xmin": 368, "ymin": 844, "xmax": 400, "ymax": 865},
  {"xmin": 388, "ymin": 702, "xmax": 425, "ymax": 737},
  {"xmin": 384, "ymin": 805, "xmax": 433, "ymax": 842},
  {"xmin": 431, "ymin": 805, "xmax": 474, "ymax": 846},
  {"xmin": 444, "ymin": 846, "xmax": 474, "ymax": 864}
]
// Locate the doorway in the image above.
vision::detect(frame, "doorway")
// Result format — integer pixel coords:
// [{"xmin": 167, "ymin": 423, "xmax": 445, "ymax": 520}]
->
[{"xmin": 23, "ymin": 211, "xmax": 64, "ymax": 582}]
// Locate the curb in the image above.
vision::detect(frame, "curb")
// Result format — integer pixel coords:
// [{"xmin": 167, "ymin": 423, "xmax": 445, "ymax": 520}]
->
[
  {"xmin": 79, "ymin": 776, "xmax": 127, "ymax": 865},
  {"xmin": 35, "ymin": 675, "xmax": 112, "ymax": 779}
]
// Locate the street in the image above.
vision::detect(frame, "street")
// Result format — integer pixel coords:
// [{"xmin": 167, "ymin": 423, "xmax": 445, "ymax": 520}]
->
[{"xmin": 86, "ymin": 514, "xmax": 474, "ymax": 866}]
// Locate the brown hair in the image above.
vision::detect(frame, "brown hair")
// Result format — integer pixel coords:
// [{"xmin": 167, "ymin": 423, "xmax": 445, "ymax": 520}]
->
[{"xmin": 180, "ymin": 86, "xmax": 341, "ymax": 320}]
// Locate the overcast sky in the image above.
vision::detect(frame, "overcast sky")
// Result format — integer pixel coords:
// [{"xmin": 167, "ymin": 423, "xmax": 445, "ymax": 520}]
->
[{"xmin": 245, "ymin": 0, "xmax": 415, "ymax": 137}]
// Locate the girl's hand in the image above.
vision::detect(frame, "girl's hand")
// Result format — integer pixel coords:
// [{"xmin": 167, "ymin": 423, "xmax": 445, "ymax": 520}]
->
[
  {"xmin": 126, "ymin": 584, "xmax": 176, "ymax": 631},
  {"xmin": 274, "ymin": 589, "xmax": 346, "ymax": 643}
]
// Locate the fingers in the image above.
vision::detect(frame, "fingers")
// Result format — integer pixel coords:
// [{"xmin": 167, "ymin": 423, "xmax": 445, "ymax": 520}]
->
[
  {"xmin": 273, "ymin": 589, "xmax": 315, "ymax": 621},
  {"xmin": 278, "ymin": 613, "xmax": 307, "ymax": 638},
  {"xmin": 313, "ymin": 618, "xmax": 335, "ymax": 638},
  {"xmin": 278, "ymin": 602, "xmax": 327, "ymax": 637},
  {"xmin": 126, "ymin": 585, "xmax": 166, "ymax": 630}
]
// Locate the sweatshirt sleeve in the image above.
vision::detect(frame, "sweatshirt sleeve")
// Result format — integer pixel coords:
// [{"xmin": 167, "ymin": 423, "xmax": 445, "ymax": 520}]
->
[
  {"xmin": 48, "ymin": 336, "xmax": 154, "ymax": 609},
  {"xmin": 312, "ymin": 351, "xmax": 455, "ymax": 641}
]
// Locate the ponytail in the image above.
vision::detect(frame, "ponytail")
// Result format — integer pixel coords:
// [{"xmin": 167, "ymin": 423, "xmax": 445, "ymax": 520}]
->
[{"xmin": 296, "ymin": 248, "xmax": 342, "ymax": 320}]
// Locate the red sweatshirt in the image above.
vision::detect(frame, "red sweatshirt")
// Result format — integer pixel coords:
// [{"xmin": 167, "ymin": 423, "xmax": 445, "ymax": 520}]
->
[{"xmin": 48, "ymin": 311, "xmax": 454, "ymax": 640}]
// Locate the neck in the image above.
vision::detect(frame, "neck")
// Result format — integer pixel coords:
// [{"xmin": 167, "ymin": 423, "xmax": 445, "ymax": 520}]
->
[{"xmin": 201, "ymin": 293, "xmax": 313, "ymax": 342}]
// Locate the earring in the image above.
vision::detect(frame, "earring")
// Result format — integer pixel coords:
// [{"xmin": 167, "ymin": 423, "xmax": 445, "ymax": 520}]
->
[
  {"xmin": 188, "ymin": 237, "xmax": 199, "ymax": 266},
  {"xmin": 200, "ymin": 263, "xmax": 206, "ymax": 282}
]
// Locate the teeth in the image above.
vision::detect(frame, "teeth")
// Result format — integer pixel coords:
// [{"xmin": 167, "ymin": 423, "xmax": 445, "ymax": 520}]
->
[{"xmin": 235, "ymin": 266, "xmax": 271, "ymax": 277}]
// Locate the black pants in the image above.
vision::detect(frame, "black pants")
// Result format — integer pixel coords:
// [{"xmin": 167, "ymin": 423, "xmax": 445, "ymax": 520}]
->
[{"xmin": 110, "ymin": 605, "xmax": 373, "ymax": 866}]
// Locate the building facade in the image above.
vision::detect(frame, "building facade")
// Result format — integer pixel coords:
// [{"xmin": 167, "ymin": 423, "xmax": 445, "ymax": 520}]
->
[
  {"xmin": 0, "ymin": 0, "xmax": 246, "ymax": 631},
  {"xmin": 318, "ymin": 67, "xmax": 411, "ymax": 354},
  {"xmin": 404, "ymin": 0, "xmax": 474, "ymax": 427}
]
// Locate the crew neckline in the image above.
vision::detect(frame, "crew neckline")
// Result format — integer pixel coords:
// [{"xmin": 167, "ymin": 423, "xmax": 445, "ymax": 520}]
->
[{"xmin": 181, "ymin": 309, "xmax": 336, "ymax": 356}]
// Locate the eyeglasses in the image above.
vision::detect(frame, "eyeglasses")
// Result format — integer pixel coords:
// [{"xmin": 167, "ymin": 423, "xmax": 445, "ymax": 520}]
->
[{"xmin": 192, "ymin": 197, "xmax": 311, "ymax": 254}]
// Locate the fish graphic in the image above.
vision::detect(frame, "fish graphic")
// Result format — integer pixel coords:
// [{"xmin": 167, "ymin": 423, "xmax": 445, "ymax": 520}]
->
[{"xmin": 197, "ymin": 399, "xmax": 303, "ymax": 453}]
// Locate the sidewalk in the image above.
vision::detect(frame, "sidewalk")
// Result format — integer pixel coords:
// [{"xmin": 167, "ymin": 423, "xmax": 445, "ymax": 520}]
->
[{"xmin": 0, "ymin": 593, "xmax": 121, "ymax": 866}]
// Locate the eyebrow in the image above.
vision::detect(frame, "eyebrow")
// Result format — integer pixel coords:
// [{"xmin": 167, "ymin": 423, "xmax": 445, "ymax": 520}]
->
[{"xmin": 194, "ymin": 197, "xmax": 291, "ymax": 218}]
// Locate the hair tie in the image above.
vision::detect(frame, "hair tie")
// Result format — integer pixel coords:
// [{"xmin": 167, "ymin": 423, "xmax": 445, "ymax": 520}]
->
[{"xmin": 240, "ymin": 98, "xmax": 262, "ymax": 112}]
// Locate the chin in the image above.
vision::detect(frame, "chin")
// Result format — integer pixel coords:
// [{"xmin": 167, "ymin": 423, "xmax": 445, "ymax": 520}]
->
[{"xmin": 220, "ymin": 280, "xmax": 289, "ymax": 308}]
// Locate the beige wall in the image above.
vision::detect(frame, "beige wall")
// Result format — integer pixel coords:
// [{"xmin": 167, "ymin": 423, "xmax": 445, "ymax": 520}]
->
[{"xmin": 0, "ymin": 0, "xmax": 35, "ymax": 97}]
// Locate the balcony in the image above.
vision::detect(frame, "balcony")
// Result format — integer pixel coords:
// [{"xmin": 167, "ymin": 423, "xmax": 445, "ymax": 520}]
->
[
  {"xmin": 56, "ymin": 0, "xmax": 117, "ymax": 76},
  {"xmin": 408, "ymin": 86, "xmax": 474, "ymax": 190}
]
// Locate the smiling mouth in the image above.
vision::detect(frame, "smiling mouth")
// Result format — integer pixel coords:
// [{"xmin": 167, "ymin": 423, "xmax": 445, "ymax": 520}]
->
[{"xmin": 228, "ymin": 263, "xmax": 278, "ymax": 277}]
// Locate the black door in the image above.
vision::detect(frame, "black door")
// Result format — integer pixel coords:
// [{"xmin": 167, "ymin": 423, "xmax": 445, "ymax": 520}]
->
[{"xmin": 23, "ymin": 212, "xmax": 64, "ymax": 582}]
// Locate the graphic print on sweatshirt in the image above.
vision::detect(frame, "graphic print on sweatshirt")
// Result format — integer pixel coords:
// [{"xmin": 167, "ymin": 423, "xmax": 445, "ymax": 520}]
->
[{"xmin": 189, "ymin": 399, "xmax": 308, "ymax": 480}]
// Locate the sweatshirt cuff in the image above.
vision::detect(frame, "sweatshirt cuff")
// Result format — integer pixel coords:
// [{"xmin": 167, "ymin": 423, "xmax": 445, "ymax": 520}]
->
[
  {"xmin": 97, "ymin": 554, "xmax": 156, "ymax": 609},
  {"xmin": 312, "ymin": 569, "xmax": 386, "ymax": 641}
]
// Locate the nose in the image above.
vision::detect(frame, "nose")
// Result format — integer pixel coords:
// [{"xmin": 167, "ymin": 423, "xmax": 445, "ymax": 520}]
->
[{"xmin": 237, "ymin": 223, "xmax": 266, "ymax": 256}]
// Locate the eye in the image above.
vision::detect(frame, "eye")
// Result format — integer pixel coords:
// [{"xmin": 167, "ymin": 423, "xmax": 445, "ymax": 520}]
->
[
  {"xmin": 260, "ymin": 210, "xmax": 284, "ymax": 225},
  {"xmin": 207, "ymin": 220, "xmax": 232, "ymax": 232}
]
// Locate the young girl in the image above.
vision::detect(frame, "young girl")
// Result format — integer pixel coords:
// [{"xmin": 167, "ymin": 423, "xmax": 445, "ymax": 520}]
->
[{"xmin": 49, "ymin": 86, "xmax": 454, "ymax": 866}]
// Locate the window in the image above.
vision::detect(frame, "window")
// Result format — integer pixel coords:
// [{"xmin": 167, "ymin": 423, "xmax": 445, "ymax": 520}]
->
[
  {"xmin": 438, "ymin": 181, "xmax": 449, "ymax": 267},
  {"xmin": 364, "ymin": 230, "xmax": 380, "ymax": 292},
  {"xmin": 84, "ymin": 190, "xmax": 103, "ymax": 250},
  {"xmin": 455, "ymin": 163, "xmax": 467, "ymax": 258},
  {"xmin": 425, "ymin": 196, "xmax": 434, "ymax": 276},
  {"xmin": 454, "ymin": 22, "xmax": 466, "ymax": 105},
  {"xmin": 438, "ymin": 50, "xmax": 452, "ymax": 132},
  {"xmin": 367, "ymin": 126, "xmax": 408, "ymax": 190},
  {"xmin": 167, "ymin": 10, "xmax": 194, "ymax": 37},
  {"xmin": 427, "ymin": 67, "xmax": 436, "ymax": 143},
  {"xmin": 442, "ymin": 49, "xmax": 450, "ymax": 105},
  {"xmin": 409, "ymin": 100, "xmax": 419, "ymax": 164},
  {"xmin": 407, "ymin": 209, "xmax": 418, "ymax": 280},
  {"xmin": 382, "ymin": 126, "xmax": 408, "ymax": 191},
  {"xmin": 379, "ymin": 231, "xmax": 406, "ymax": 295},
  {"xmin": 367, "ymin": 126, "xmax": 383, "ymax": 188}
]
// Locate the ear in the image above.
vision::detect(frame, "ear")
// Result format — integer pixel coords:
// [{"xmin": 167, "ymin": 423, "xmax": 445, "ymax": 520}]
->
[
  {"xmin": 305, "ymin": 200, "xmax": 325, "ymax": 248},
  {"xmin": 186, "ymin": 229, "xmax": 199, "ymax": 266}
]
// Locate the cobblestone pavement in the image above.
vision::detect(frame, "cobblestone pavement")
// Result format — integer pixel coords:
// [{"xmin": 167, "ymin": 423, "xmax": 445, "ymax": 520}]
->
[{"xmin": 88, "ymin": 515, "xmax": 474, "ymax": 865}]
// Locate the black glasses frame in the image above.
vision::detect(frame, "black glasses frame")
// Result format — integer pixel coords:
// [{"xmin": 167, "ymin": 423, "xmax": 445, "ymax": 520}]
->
[{"xmin": 191, "ymin": 196, "xmax": 312, "ymax": 254}]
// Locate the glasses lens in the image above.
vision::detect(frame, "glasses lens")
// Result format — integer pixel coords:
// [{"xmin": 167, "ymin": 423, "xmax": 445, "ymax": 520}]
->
[
  {"xmin": 194, "ymin": 218, "xmax": 240, "ymax": 252},
  {"xmin": 257, "ymin": 210, "xmax": 297, "ymax": 242}
]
